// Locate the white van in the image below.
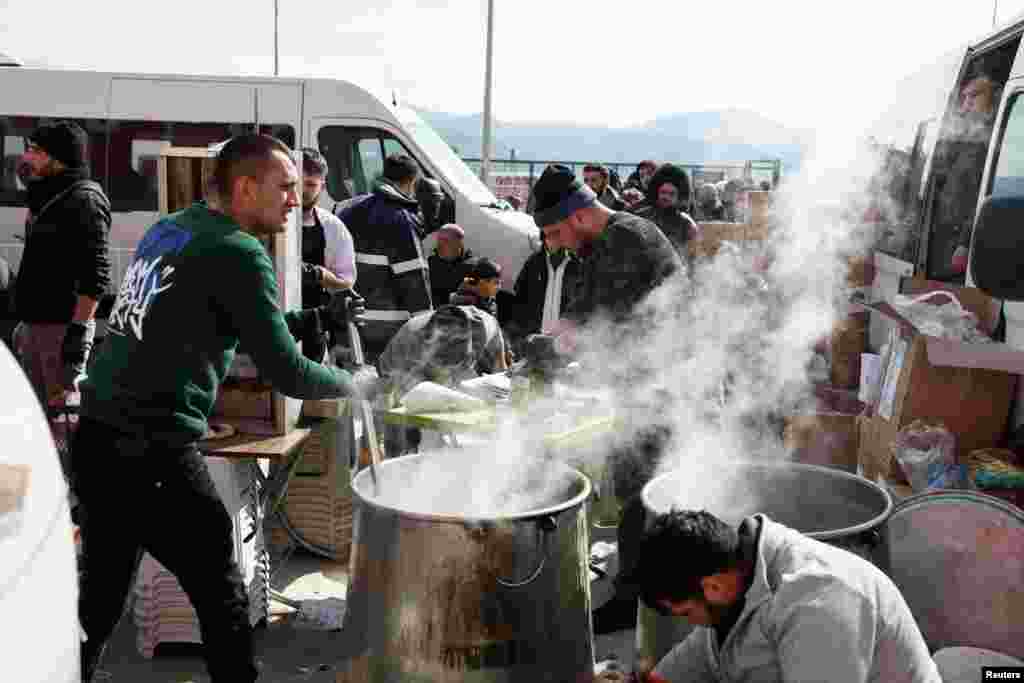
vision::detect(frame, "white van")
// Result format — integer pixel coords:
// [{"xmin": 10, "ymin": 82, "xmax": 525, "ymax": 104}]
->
[
  {"xmin": 863, "ymin": 11, "xmax": 1024, "ymax": 425},
  {"xmin": 863, "ymin": 13, "xmax": 1024, "ymax": 294},
  {"xmin": 0, "ymin": 65, "xmax": 538, "ymax": 300},
  {"xmin": 855, "ymin": 12, "xmax": 1024, "ymax": 352}
]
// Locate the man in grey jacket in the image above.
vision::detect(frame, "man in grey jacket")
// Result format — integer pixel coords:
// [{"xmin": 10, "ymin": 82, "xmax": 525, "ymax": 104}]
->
[{"xmin": 623, "ymin": 509, "xmax": 940, "ymax": 683}]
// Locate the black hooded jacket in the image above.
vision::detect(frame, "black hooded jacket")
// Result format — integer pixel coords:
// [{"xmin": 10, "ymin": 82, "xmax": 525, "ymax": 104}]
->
[
  {"xmin": 15, "ymin": 168, "xmax": 111, "ymax": 323},
  {"xmin": 336, "ymin": 181, "xmax": 432, "ymax": 348},
  {"xmin": 428, "ymin": 247, "xmax": 474, "ymax": 308},
  {"xmin": 631, "ymin": 164, "xmax": 699, "ymax": 254}
]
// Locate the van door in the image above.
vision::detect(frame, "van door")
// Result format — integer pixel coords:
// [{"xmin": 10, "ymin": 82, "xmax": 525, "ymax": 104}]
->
[
  {"xmin": 917, "ymin": 32, "xmax": 1023, "ymax": 282},
  {"xmin": 971, "ymin": 80, "xmax": 1024, "ymax": 428}
]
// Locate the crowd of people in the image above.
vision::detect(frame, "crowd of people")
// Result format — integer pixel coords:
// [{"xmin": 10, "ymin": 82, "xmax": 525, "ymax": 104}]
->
[{"xmin": 5, "ymin": 126, "xmax": 955, "ymax": 683}]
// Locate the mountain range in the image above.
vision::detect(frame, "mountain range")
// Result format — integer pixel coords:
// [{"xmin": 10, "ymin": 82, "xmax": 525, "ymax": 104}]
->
[{"xmin": 415, "ymin": 107, "xmax": 815, "ymax": 173}]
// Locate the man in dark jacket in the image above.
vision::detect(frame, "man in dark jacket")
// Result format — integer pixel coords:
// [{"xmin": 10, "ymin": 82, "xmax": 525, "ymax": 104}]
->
[
  {"xmin": 73, "ymin": 135, "xmax": 366, "ymax": 683},
  {"xmin": 13, "ymin": 121, "xmax": 110, "ymax": 409},
  {"xmin": 584, "ymin": 163, "xmax": 626, "ymax": 211},
  {"xmin": 338, "ymin": 154, "xmax": 433, "ymax": 359},
  {"xmin": 533, "ymin": 164, "xmax": 683, "ymax": 635},
  {"xmin": 632, "ymin": 163, "xmax": 701, "ymax": 256},
  {"xmin": 624, "ymin": 159, "xmax": 657, "ymax": 192},
  {"xmin": 533, "ymin": 165, "xmax": 681, "ymax": 327},
  {"xmin": 427, "ymin": 223, "xmax": 474, "ymax": 306},
  {"xmin": 506, "ymin": 231, "xmax": 582, "ymax": 351}
]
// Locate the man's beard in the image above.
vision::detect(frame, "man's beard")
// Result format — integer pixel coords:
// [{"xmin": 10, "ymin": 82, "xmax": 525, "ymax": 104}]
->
[{"xmin": 302, "ymin": 190, "xmax": 322, "ymax": 213}]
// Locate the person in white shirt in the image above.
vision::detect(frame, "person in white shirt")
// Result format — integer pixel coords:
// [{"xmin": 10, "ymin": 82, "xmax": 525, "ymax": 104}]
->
[
  {"xmin": 299, "ymin": 148, "xmax": 356, "ymax": 359},
  {"xmin": 621, "ymin": 509, "xmax": 941, "ymax": 683},
  {"xmin": 506, "ymin": 231, "xmax": 582, "ymax": 352}
]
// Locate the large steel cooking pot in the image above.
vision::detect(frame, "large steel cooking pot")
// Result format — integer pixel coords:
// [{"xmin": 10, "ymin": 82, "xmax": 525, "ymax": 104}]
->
[
  {"xmin": 879, "ymin": 490, "xmax": 1024, "ymax": 658},
  {"xmin": 338, "ymin": 454, "xmax": 594, "ymax": 683},
  {"xmin": 635, "ymin": 460, "xmax": 892, "ymax": 669}
]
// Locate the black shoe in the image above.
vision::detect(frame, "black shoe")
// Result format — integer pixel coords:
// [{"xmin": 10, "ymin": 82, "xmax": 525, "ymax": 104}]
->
[{"xmin": 592, "ymin": 596, "xmax": 638, "ymax": 635}]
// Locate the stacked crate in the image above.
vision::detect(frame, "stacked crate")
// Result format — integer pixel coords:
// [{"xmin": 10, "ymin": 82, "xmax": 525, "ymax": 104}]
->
[
  {"xmin": 133, "ymin": 456, "xmax": 269, "ymax": 657},
  {"xmin": 267, "ymin": 409, "xmax": 357, "ymax": 562}
]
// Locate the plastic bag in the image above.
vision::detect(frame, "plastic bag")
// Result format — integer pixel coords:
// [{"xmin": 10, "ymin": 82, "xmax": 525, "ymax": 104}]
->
[
  {"xmin": 400, "ymin": 381, "xmax": 486, "ymax": 413},
  {"xmin": 890, "ymin": 420, "xmax": 964, "ymax": 492},
  {"xmin": 890, "ymin": 291, "xmax": 992, "ymax": 344}
]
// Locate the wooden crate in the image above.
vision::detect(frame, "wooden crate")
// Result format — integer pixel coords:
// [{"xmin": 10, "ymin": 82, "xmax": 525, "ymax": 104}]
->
[
  {"xmin": 267, "ymin": 412, "xmax": 356, "ymax": 561},
  {"xmin": 157, "ymin": 144, "xmax": 303, "ymax": 436}
]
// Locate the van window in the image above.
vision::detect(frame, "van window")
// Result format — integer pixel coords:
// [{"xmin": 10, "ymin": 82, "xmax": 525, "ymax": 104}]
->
[
  {"xmin": 0, "ymin": 116, "xmax": 109, "ymax": 208},
  {"xmin": 862, "ymin": 47, "xmax": 965, "ymax": 265},
  {"xmin": 922, "ymin": 37, "xmax": 1020, "ymax": 282},
  {"xmin": 107, "ymin": 121, "xmax": 296, "ymax": 211},
  {"xmin": 990, "ymin": 93, "xmax": 1024, "ymax": 198},
  {"xmin": 318, "ymin": 126, "xmax": 419, "ymax": 201}
]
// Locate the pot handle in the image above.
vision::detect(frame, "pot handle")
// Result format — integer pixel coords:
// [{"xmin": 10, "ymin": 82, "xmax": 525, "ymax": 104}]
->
[{"xmin": 496, "ymin": 515, "xmax": 558, "ymax": 589}]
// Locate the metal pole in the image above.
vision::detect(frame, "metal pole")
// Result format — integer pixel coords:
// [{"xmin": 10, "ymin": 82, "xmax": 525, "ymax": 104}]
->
[
  {"xmin": 993, "ymin": 0, "xmax": 998, "ymax": 28},
  {"xmin": 480, "ymin": 0, "xmax": 495, "ymax": 186},
  {"xmin": 273, "ymin": 0, "xmax": 280, "ymax": 76}
]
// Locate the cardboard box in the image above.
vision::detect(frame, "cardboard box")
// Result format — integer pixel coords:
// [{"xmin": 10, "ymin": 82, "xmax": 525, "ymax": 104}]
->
[
  {"xmin": 856, "ymin": 282, "xmax": 1024, "ymax": 482},
  {"xmin": 691, "ymin": 221, "xmax": 767, "ymax": 259},
  {"xmin": 214, "ymin": 380, "xmax": 274, "ymax": 419},
  {"xmin": 784, "ymin": 386, "xmax": 863, "ymax": 473},
  {"xmin": 747, "ymin": 190, "xmax": 771, "ymax": 226}
]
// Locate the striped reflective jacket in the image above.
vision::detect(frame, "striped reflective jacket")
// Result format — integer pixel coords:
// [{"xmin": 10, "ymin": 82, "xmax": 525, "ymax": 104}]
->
[{"xmin": 336, "ymin": 182, "xmax": 433, "ymax": 343}]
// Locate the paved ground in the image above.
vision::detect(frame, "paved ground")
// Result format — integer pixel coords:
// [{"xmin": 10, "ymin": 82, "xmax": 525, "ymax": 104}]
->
[
  {"xmin": 92, "ymin": 550, "xmax": 354, "ymax": 682},
  {"xmin": 91, "ymin": 541, "xmax": 638, "ymax": 682}
]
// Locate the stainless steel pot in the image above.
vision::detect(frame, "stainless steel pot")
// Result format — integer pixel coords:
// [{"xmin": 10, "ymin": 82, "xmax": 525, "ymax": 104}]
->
[
  {"xmin": 338, "ymin": 454, "xmax": 594, "ymax": 682},
  {"xmin": 636, "ymin": 460, "xmax": 892, "ymax": 670}
]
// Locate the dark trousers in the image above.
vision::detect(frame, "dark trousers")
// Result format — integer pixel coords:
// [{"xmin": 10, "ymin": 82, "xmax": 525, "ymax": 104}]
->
[{"xmin": 71, "ymin": 417, "xmax": 257, "ymax": 683}]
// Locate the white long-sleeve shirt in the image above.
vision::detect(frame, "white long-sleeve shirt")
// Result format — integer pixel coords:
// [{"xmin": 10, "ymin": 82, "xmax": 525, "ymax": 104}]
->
[
  {"xmin": 655, "ymin": 515, "xmax": 940, "ymax": 683},
  {"xmin": 314, "ymin": 207, "xmax": 356, "ymax": 285},
  {"xmin": 541, "ymin": 250, "xmax": 570, "ymax": 334}
]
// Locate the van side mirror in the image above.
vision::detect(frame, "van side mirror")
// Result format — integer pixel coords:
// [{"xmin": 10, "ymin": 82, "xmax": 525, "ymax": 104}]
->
[{"xmin": 969, "ymin": 194, "xmax": 1024, "ymax": 300}]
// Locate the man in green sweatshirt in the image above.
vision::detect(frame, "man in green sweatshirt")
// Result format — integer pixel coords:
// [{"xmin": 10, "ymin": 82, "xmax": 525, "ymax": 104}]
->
[{"xmin": 72, "ymin": 135, "xmax": 363, "ymax": 683}]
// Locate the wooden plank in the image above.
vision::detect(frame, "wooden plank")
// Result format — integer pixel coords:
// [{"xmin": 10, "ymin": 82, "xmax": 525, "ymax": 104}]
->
[{"xmin": 198, "ymin": 428, "xmax": 313, "ymax": 461}]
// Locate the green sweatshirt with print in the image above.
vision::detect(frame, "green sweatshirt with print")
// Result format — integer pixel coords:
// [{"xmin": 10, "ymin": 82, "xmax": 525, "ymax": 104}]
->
[{"xmin": 81, "ymin": 202, "xmax": 353, "ymax": 444}]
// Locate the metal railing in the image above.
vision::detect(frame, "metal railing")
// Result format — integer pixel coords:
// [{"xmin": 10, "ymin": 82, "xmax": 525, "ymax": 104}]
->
[{"xmin": 461, "ymin": 157, "xmax": 782, "ymax": 202}]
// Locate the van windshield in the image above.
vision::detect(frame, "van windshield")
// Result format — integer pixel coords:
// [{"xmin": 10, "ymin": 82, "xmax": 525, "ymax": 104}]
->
[{"xmin": 396, "ymin": 108, "xmax": 497, "ymax": 206}]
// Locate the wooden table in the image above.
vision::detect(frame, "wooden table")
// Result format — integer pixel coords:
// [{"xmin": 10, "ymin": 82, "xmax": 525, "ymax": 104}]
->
[
  {"xmin": 199, "ymin": 428, "xmax": 313, "ymax": 462},
  {"xmin": 199, "ymin": 428, "xmax": 318, "ymax": 569}
]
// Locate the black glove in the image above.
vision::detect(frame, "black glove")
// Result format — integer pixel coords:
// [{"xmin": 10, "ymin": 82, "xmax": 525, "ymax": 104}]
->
[
  {"xmin": 319, "ymin": 290, "xmax": 367, "ymax": 333},
  {"xmin": 301, "ymin": 263, "xmax": 322, "ymax": 288},
  {"xmin": 61, "ymin": 321, "xmax": 92, "ymax": 390}
]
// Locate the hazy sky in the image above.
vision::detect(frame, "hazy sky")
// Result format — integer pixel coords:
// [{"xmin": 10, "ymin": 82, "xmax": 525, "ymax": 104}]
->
[{"xmin": 3, "ymin": 0, "xmax": 1024, "ymax": 132}]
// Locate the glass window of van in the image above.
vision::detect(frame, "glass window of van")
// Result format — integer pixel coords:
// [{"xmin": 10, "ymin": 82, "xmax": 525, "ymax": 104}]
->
[
  {"xmin": 107, "ymin": 121, "xmax": 295, "ymax": 211},
  {"xmin": 990, "ymin": 93, "xmax": 1024, "ymax": 197},
  {"xmin": 397, "ymin": 110, "xmax": 497, "ymax": 206},
  {"xmin": 318, "ymin": 126, "xmax": 422, "ymax": 201}
]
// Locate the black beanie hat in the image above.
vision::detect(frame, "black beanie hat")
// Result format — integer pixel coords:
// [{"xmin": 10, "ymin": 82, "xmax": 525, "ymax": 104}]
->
[
  {"xmin": 532, "ymin": 164, "xmax": 597, "ymax": 228},
  {"xmin": 29, "ymin": 121, "xmax": 88, "ymax": 170},
  {"xmin": 467, "ymin": 256, "xmax": 502, "ymax": 281}
]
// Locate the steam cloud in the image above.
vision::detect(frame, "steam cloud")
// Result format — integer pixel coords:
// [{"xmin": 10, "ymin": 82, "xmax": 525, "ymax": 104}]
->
[{"xmin": 366, "ymin": 129, "xmax": 886, "ymax": 519}]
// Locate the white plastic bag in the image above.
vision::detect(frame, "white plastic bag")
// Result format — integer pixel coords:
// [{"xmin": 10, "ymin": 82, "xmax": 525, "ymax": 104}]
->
[
  {"xmin": 890, "ymin": 290, "xmax": 992, "ymax": 344},
  {"xmin": 400, "ymin": 381, "xmax": 487, "ymax": 413},
  {"xmin": 890, "ymin": 420, "xmax": 964, "ymax": 491}
]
